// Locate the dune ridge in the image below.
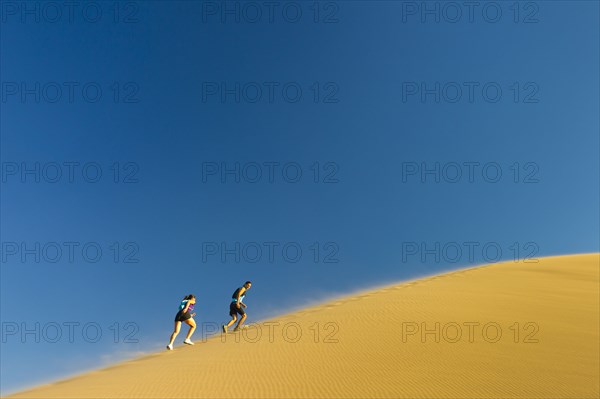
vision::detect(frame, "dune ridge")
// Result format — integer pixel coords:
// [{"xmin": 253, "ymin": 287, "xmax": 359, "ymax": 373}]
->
[{"xmin": 8, "ymin": 253, "xmax": 599, "ymax": 398}]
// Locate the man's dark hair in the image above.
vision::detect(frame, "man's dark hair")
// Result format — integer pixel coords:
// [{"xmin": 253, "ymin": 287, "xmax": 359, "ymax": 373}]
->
[{"xmin": 244, "ymin": 281, "xmax": 252, "ymax": 285}]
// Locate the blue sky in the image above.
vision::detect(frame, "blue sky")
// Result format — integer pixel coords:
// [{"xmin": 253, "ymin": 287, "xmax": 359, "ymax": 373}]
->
[{"xmin": 1, "ymin": 1, "xmax": 598, "ymax": 395}]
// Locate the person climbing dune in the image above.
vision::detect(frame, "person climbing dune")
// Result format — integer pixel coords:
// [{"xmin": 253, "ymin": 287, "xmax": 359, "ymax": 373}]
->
[
  {"xmin": 167, "ymin": 294, "xmax": 197, "ymax": 350},
  {"xmin": 222, "ymin": 281, "xmax": 252, "ymax": 333}
]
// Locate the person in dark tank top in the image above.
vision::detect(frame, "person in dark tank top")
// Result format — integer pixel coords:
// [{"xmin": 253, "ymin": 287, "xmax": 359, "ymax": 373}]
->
[{"xmin": 223, "ymin": 281, "xmax": 252, "ymax": 333}]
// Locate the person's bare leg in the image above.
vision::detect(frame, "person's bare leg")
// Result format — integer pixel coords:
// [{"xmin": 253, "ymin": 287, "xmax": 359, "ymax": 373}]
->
[
  {"xmin": 169, "ymin": 322, "xmax": 181, "ymax": 345},
  {"xmin": 234, "ymin": 314, "xmax": 247, "ymax": 331},
  {"xmin": 184, "ymin": 319, "xmax": 196, "ymax": 340},
  {"xmin": 168, "ymin": 322, "xmax": 181, "ymax": 348},
  {"xmin": 226, "ymin": 315, "xmax": 237, "ymax": 329}
]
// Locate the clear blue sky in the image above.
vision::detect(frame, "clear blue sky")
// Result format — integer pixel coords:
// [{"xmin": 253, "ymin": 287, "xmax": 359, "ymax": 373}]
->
[{"xmin": 1, "ymin": 1, "xmax": 598, "ymax": 395}]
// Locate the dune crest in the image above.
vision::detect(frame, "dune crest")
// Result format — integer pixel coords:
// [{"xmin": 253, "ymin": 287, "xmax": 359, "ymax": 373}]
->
[{"xmin": 9, "ymin": 254, "xmax": 599, "ymax": 398}]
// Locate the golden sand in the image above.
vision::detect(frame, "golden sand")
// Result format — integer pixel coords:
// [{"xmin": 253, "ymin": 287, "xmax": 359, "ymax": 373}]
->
[{"xmin": 9, "ymin": 254, "xmax": 599, "ymax": 398}]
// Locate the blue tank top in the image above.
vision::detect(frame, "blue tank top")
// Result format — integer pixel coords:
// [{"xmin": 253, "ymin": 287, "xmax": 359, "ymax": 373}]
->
[{"xmin": 179, "ymin": 300, "xmax": 194, "ymax": 313}]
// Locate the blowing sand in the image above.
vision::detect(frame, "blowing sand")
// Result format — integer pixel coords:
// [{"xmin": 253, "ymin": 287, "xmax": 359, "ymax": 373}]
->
[{"xmin": 8, "ymin": 254, "xmax": 599, "ymax": 398}]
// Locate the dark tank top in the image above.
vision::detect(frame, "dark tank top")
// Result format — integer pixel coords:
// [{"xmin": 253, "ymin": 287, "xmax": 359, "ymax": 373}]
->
[{"xmin": 231, "ymin": 287, "xmax": 246, "ymax": 302}]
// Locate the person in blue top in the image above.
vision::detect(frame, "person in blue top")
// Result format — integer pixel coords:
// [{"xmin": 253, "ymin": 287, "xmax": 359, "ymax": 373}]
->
[
  {"xmin": 166, "ymin": 294, "xmax": 197, "ymax": 350},
  {"xmin": 222, "ymin": 281, "xmax": 252, "ymax": 333}
]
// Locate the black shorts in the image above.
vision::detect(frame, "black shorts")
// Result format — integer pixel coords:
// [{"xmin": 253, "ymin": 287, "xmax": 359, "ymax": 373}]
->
[
  {"xmin": 175, "ymin": 310, "xmax": 192, "ymax": 322},
  {"xmin": 229, "ymin": 302, "xmax": 245, "ymax": 316}
]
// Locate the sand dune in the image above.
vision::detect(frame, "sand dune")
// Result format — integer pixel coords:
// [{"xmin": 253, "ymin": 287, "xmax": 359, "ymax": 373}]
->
[{"xmin": 8, "ymin": 254, "xmax": 599, "ymax": 398}]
